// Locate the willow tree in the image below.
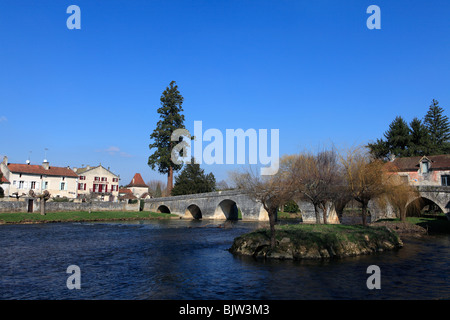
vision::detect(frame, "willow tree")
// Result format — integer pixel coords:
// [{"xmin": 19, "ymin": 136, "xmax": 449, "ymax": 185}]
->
[
  {"xmin": 231, "ymin": 157, "xmax": 295, "ymax": 248},
  {"xmin": 340, "ymin": 147, "xmax": 419, "ymax": 225},
  {"xmin": 340, "ymin": 148, "xmax": 390, "ymax": 226},
  {"xmin": 148, "ymin": 81, "xmax": 186, "ymax": 195},
  {"xmin": 385, "ymin": 166, "xmax": 420, "ymax": 221},
  {"xmin": 286, "ymin": 150, "xmax": 343, "ymax": 224}
]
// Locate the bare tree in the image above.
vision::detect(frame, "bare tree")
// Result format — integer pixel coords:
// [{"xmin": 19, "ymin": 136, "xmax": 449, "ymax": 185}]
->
[
  {"xmin": 231, "ymin": 158, "xmax": 295, "ymax": 248},
  {"xmin": 286, "ymin": 150, "xmax": 344, "ymax": 224},
  {"xmin": 29, "ymin": 190, "xmax": 51, "ymax": 215},
  {"xmin": 384, "ymin": 167, "xmax": 420, "ymax": 221},
  {"xmin": 147, "ymin": 180, "xmax": 167, "ymax": 198},
  {"xmin": 215, "ymin": 180, "xmax": 230, "ymax": 191},
  {"xmin": 340, "ymin": 147, "xmax": 393, "ymax": 225}
]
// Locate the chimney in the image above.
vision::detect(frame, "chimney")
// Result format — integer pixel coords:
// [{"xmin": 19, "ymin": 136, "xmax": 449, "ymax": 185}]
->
[
  {"xmin": 73, "ymin": 167, "xmax": 78, "ymax": 173},
  {"xmin": 42, "ymin": 160, "xmax": 49, "ymax": 170},
  {"xmin": 3, "ymin": 156, "xmax": 8, "ymax": 165}
]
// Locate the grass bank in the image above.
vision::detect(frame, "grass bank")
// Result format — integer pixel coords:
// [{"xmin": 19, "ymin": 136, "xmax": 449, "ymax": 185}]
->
[
  {"xmin": 373, "ymin": 215, "xmax": 450, "ymax": 234},
  {"xmin": 229, "ymin": 223, "xmax": 402, "ymax": 260},
  {"xmin": 0, "ymin": 211, "xmax": 179, "ymax": 224}
]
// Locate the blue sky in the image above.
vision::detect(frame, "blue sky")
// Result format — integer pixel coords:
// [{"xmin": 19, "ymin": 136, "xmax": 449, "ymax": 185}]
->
[{"xmin": 0, "ymin": 0, "xmax": 449, "ymax": 185}]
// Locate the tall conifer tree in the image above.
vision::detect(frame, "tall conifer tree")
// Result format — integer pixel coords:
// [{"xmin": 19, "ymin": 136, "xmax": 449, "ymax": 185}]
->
[
  {"xmin": 148, "ymin": 81, "xmax": 185, "ymax": 195},
  {"xmin": 424, "ymin": 99, "xmax": 450, "ymax": 154}
]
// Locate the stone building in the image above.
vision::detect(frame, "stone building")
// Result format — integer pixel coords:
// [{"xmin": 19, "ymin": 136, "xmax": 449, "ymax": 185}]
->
[
  {"xmin": 390, "ymin": 154, "xmax": 450, "ymax": 186},
  {"xmin": 0, "ymin": 156, "xmax": 78, "ymax": 200},
  {"xmin": 73, "ymin": 164, "xmax": 120, "ymax": 202},
  {"xmin": 124, "ymin": 173, "xmax": 150, "ymax": 199}
]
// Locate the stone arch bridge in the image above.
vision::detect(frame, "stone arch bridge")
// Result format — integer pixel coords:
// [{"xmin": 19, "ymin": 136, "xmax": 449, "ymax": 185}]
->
[
  {"xmin": 144, "ymin": 186, "xmax": 450, "ymax": 222},
  {"xmin": 367, "ymin": 186, "xmax": 450, "ymax": 221},
  {"xmin": 143, "ymin": 189, "xmax": 339, "ymax": 222},
  {"xmin": 144, "ymin": 190, "xmax": 269, "ymax": 221}
]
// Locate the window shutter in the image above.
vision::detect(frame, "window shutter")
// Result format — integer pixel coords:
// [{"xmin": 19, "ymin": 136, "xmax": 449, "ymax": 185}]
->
[
  {"xmin": 65, "ymin": 183, "xmax": 67, "ymax": 191},
  {"xmin": 84, "ymin": 183, "xmax": 86, "ymax": 190}
]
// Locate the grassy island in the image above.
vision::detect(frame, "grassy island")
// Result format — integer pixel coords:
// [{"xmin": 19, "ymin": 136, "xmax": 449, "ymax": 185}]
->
[
  {"xmin": 229, "ymin": 224, "xmax": 403, "ymax": 260},
  {"xmin": 0, "ymin": 211, "xmax": 179, "ymax": 224}
]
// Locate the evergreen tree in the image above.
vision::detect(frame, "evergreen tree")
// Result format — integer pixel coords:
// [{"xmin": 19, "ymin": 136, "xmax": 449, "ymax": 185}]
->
[
  {"xmin": 424, "ymin": 99, "xmax": 450, "ymax": 154},
  {"xmin": 409, "ymin": 117, "xmax": 431, "ymax": 156},
  {"xmin": 148, "ymin": 81, "xmax": 185, "ymax": 195},
  {"xmin": 154, "ymin": 182, "xmax": 162, "ymax": 198},
  {"xmin": 171, "ymin": 158, "xmax": 216, "ymax": 196},
  {"xmin": 383, "ymin": 116, "xmax": 411, "ymax": 157},
  {"xmin": 367, "ymin": 138, "xmax": 389, "ymax": 160}
]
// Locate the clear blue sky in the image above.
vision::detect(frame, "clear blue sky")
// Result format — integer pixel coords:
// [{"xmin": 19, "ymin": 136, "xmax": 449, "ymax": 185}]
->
[{"xmin": 0, "ymin": 0, "xmax": 449, "ymax": 185}]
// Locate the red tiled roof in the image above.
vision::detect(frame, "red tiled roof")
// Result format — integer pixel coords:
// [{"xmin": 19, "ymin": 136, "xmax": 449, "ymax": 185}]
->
[
  {"xmin": 126, "ymin": 173, "xmax": 148, "ymax": 188},
  {"xmin": 7, "ymin": 163, "xmax": 78, "ymax": 177},
  {"xmin": 119, "ymin": 193, "xmax": 137, "ymax": 200},
  {"xmin": 390, "ymin": 154, "xmax": 450, "ymax": 172},
  {"xmin": 119, "ymin": 188, "xmax": 132, "ymax": 194}
]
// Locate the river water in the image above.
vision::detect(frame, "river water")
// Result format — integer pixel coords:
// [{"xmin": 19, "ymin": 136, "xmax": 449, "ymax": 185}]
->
[{"xmin": 0, "ymin": 219, "xmax": 449, "ymax": 300}]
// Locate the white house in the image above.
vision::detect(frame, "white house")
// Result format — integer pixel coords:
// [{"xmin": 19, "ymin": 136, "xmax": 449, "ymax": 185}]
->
[
  {"xmin": 0, "ymin": 156, "xmax": 78, "ymax": 199},
  {"xmin": 73, "ymin": 164, "xmax": 120, "ymax": 202}
]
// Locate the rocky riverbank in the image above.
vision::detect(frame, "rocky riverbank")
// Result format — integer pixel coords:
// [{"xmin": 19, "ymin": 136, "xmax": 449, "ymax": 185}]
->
[{"xmin": 229, "ymin": 224, "xmax": 403, "ymax": 260}]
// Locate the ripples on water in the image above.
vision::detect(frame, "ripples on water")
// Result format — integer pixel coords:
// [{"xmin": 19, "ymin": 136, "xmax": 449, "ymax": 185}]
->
[{"xmin": 0, "ymin": 219, "xmax": 449, "ymax": 300}]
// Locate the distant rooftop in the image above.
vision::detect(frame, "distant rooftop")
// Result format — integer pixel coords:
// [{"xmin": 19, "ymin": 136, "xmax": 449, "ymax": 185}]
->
[
  {"xmin": 125, "ymin": 173, "xmax": 148, "ymax": 188},
  {"xmin": 390, "ymin": 154, "xmax": 450, "ymax": 172}
]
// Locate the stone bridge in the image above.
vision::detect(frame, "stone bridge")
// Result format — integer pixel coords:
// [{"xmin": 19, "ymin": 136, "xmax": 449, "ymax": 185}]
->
[
  {"xmin": 144, "ymin": 190, "xmax": 269, "ymax": 221},
  {"xmin": 369, "ymin": 185, "xmax": 450, "ymax": 221},
  {"xmin": 144, "ymin": 185, "xmax": 450, "ymax": 223},
  {"xmin": 143, "ymin": 189, "xmax": 340, "ymax": 223}
]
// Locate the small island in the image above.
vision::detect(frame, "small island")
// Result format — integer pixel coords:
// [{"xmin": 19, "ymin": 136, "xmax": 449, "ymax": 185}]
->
[{"xmin": 229, "ymin": 223, "xmax": 404, "ymax": 260}]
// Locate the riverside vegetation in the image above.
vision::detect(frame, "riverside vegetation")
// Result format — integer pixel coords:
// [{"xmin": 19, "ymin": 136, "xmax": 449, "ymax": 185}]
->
[
  {"xmin": 229, "ymin": 224, "xmax": 403, "ymax": 260},
  {"xmin": 229, "ymin": 213, "xmax": 450, "ymax": 260}
]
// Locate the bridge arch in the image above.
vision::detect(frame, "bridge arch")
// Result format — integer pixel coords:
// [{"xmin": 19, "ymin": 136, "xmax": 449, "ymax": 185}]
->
[
  {"xmin": 406, "ymin": 196, "xmax": 445, "ymax": 216},
  {"xmin": 215, "ymin": 199, "xmax": 239, "ymax": 220},
  {"xmin": 186, "ymin": 204, "xmax": 202, "ymax": 220},
  {"xmin": 157, "ymin": 205, "xmax": 171, "ymax": 214}
]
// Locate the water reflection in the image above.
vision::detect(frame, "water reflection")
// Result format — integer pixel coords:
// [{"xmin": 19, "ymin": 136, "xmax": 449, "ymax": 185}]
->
[{"xmin": 0, "ymin": 219, "xmax": 448, "ymax": 299}]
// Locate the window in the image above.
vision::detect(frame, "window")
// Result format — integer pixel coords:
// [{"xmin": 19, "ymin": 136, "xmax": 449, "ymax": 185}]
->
[
  {"xmin": 79, "ymin": 176, "xmax": 86, "ymax": 180},
  {"xmin": 442, "ymin": 175, "xmax": 450, "ymax": 186},
  {"xmin": 101, "ymin": 177, "xmax": 107, "ymax": 182},
  {"xmin": 78, "ymin": 183, "xmax": 85, "ymax": 190},
  {"xmin": 60, "ymin": 182, "xmax": 66, "ymax": 191},
  {"xmin": 112, "ymin": 178, "xmax": 118, "ymax": 182},
  {"xmin": 31, "ymin": 181, "xmax": 36, "ymax": 190},
  {"xmin": 421, "ymin": 161, "xmax": 429, "ymax": 174},
  {"xmin": 43, "ymin": 181, "xmax": 48, "ymax": 190},
  {"xmin": 19, "ymin": 181, "xmax": 24, "ymax": 189},
  {"xmin": 93, "ymin": 184, "xmax": 99, "ymax": 192},
  {"xmin": 94, "ymin": 177, "xmax": 100, "ymax": 181}
]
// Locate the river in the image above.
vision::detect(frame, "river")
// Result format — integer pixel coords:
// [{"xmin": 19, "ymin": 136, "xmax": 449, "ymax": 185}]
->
[{"xmin": 0, "ymin": 219, "xmax": 449, "ymax": 300}]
